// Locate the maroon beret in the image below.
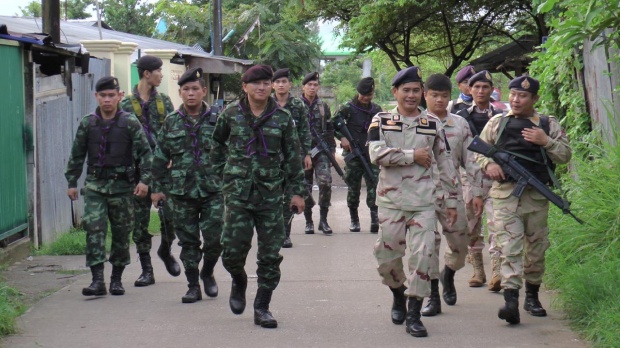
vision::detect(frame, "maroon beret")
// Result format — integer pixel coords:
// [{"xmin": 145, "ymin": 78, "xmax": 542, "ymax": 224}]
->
[
  {"xmin": 242, "ymin": 64, "xmax": 273, "ymax": 83},
  {"xmin": 455, "ymin": 65, "xmax": 476, "ymax": 83}
]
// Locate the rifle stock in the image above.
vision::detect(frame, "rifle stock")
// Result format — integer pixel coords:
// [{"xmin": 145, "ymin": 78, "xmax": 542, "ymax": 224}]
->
[{"xmin": 333, "ymin": 116, "xmax": 375, "ymax": 185}]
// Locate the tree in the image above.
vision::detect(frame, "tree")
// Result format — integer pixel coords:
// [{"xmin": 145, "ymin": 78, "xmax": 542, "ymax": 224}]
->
[
  {"xmin": 18, "ymin": 0, "xmax": 94, "ymax": 19},
  {"xmin": 154, "ymin": 0, "xmax": 212, "ymax": 48},
  {"xmin": 18, "ymin": 1, "xmax": 42, "ymax": 17},
  {"xmin": 101, "ymin": 0, "xmax": 157, "ymax": 36}
]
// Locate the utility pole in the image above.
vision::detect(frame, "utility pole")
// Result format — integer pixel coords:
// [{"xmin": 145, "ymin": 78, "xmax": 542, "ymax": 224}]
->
[
  {"xmin": 42, "ymin": 0, "xmax": 61, "ymax": 44},
  {"xmin": 212, "ymin": 0, "xmax": 223, "ymax": 55}
]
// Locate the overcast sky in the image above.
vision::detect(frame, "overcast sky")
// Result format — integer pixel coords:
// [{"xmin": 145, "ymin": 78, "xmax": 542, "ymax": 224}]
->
[{"xmin": 0, "ymin": 0, "xmax": 38, "ymax": 17}]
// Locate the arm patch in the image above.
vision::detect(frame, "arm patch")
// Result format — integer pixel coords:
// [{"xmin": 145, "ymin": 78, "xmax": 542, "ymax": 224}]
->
[{"xmin": 368, "ymin": 121, "xmax": 380, "ymax": 141}]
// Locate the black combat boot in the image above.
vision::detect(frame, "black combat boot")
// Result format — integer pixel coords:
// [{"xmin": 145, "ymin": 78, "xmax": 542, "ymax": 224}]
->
[
  {"xmin": 318, "ymin": 207, "xmax": 333, "ymax": 234},
  {"xmin": 421, "ymin": 279, "xmax": 442, "ymax": 316},
  {"xmin": 82, "ymin": 263, "xmax": 107, "ymax": 296},
  {"xmin": 134, "ymin": 252, "xmax": 155, "ymax": 287},
  {"xmin": 370, "ymin": 206, "xmax": 379, "ymax": 233},
  {"xmin": 405, "ymin": 297, "xmax": 428, "ymax": 337},
  {"xmin": 254, "ymin": 288, "xmax": 278, "ymax": 328},
  {"xmin": 498, "ymin": 288, "xmax": 520, "ymax": 324},
  {"xmin": 182, "ymin": 268, "xmax": 202, "ymax": 303},
  {"xmin": 389, "ymin": 285, "xmax": 407, "ymax": 324},
  {"xmin": 157, "ymin": 242, "xmax": 181, "ymax": 277},
  {"xmin": 229, "ymin": 270, "xmax": 248, "ymax": 314},
  {"xmin": 282, "ymin": 221, "xmax": 293, "ymax": 248},
  {"xmin": 200, "ymin": 257, "xmax": 219, "ymax": 298},
  {"xmin": 304, "ymin": 208, "xmax": 314, "ymax": 234},
  {"xmin": 349, "ymin": 207, "xmax": 361, "ymax": 232},
  {"xmin": 440, "ymin": 265, "xmax": 457, "ymax": 305},
  {"xmin": 109, "ymin": 265, "xmax": 125, "ymax": 295},
  {"xmin": 524, "ymin": 282, "xmax": 547, "ymax": 317}
]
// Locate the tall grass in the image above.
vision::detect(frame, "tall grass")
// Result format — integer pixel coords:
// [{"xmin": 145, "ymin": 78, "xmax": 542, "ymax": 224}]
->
[
  {"xmin": 545, "ymin": 138, "xmax": 620, "ymax": 347},
  {"xmin": 0, "ymin": 281, "xmax": 26, "ymax": 337}
]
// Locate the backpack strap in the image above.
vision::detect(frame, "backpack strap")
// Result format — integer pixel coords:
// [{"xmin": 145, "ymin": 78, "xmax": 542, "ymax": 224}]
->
[
  {"xmin": 130, "ymin": 96, "xmax": 142, "ymax": 117},
  {"xmin": 155, "ymin": 94, "xmax": 165, "ymax": 123}
]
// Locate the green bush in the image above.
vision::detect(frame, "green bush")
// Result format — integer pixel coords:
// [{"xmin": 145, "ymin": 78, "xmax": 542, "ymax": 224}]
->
[{"xmin": 0, "ymin": 281, "xmax": 26, "ymax": 337}]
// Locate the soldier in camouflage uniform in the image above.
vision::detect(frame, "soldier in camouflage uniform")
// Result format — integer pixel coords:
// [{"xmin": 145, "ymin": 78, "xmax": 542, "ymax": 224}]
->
[
  {"xmin": 119, "ymin": 55, "xmax": 180, "ymax": 287},
  {"xmin": 416, "ymin": 74, "xmax": 484, "ymax": 317},
  {"xmin": 300, "ymin": 72, "xmax": 336, "ymax": 234},
  {"xmin": 447, "ymin": 65, "xmax": 476, "ymax": 114},
  {"xmin": 210, "ymin": 65, "xmax": 305, "ymax": 329},
  {"xmin": 477, "ymin": 76, "xmax": 572, "ymax": 324},
  {"xmin": 150, "ymin": 68, "xmax": 223, "ymax": 303},
  {"xmin": 272, "ymin": 68, "xmax": 312, "ymax": 248},
  {"xmin": 65, "ymin": 76, "xmax": 152, "ymax": 297},
  {"xmin": 333, "ymin": 77, "xmax": 382, "ymax": 233},
  {"xmin": 368, "ymin": 67, "xmax": 460, "ymax": 337}
]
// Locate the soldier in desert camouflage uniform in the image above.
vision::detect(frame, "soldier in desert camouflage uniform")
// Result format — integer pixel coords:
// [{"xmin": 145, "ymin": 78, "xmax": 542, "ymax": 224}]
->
[
  {"xmin": 447, "ymin": 65, "xmax": 476, "ymax": 114},
  {"xmin": 477, "ymin": 76, "xmax": 572, "ymax": 325},
  {"xmin": 65, "ymin": 76, "xmax": 152, "ymax": 297},
  {"xmin": 368, "ymin": 67, "xmax": 459, "ymax": 338}
]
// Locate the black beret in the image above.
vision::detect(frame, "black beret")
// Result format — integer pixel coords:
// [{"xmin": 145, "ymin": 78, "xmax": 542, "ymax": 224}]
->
[
  {"xmin": 136, "ymin": 55, "xmax": 163, "ymax": 71},
  {"xmin": 302, "ymin": 72, "xmax": 320, "ymax": 85},
  {"xmin": 508, "ymin": 76, "xmax": 540, "ymax": 95},
  {"xmin": 468, "ymin": 70, "xmax": 493, "ymax": 87},
  {"xmin": 455, "ymin": 65, "xmax": 476, "ymax": 83},
  {"xmin": 178, "ymin": 67, "xmax": 203, "ymax": 86},
  {"xmin": 356, "ymin": 77, "xmax": 375, "ymax": 95},
  {"xmin": 242, "ymin": 64, "xmax": 273, "ymax": 83},
  {"xmin": 272, "ymin": 68, "xmax": 290, "ymax": 81},
  {"xmin": 391, "ymin": 66, "xmax": 423, "ymax": 87},
  {"xmin": 95, "ymin": 76, "xmax": 119, "ymax": 92}
]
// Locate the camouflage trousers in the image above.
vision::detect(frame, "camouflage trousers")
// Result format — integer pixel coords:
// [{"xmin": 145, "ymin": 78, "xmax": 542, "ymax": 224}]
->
[
  {"xmin": 170, "ymin": 194, "xmax": 223, "ymax": 271},
  {"xmin": 344, "ymin": 157, "xmax": 379, "ymax": 209},
  {"xmin": 430, "ymin": 196, "xmax": 469, "ymax": 279},
  {"xmin": 492, "ymin": 188, "xmax": 550, "ymax": 289},
  {"xmin": 82, "ymin": 188, "xmax": 133, "ymax": 267},
  {"xmin": 304, "ymin": 152, "xmax": 332, "ymax": 209},
  {"xmin": 463, "ymin": 175, "xmax": 500, "ymax": 257},
  {"xmin": 374, "ymin": 207, "xmax": 436, "ymax": 298},
  {"xmin": 132, "ymin": 187, "xmax": 176, "ymax": 254},
  {"xmin": 221, "ymin": 189, "xmax": 285, "ymax": 291}
]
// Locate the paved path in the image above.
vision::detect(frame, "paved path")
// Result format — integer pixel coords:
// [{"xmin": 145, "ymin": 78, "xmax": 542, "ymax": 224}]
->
[{"xmin": 1, "ymin": 187, "xmax": 586, "ymax": 348}]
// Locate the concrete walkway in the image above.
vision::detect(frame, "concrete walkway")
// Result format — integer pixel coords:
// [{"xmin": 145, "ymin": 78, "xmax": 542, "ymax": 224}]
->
[{"xmin": 1, "ymin": 187, "xmax": 586, "ymax": 348}]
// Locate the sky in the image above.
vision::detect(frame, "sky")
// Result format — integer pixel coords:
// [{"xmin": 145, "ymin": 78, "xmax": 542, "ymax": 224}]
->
[{"xmin": 0, "ymin": 0, "xmax": 37, "ymax": 17}]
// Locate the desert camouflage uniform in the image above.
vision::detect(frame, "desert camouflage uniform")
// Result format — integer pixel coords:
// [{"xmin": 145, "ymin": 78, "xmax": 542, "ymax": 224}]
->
[
  {"xmin": 368, "ymin": 107, "xmax": 459, "ymax": 298},
  {"xmin": 477, "ymin": 111, "xmax": 571, "ymax": 289}
]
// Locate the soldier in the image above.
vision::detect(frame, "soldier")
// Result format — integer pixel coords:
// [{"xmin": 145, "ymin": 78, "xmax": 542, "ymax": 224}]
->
[
  {"xmin": 210, "ymin": 65, "xmax": 305, "ymax": 328},
  {"xmin": 476, "ymin": 76, "xmax": 572, "ymax": 324},
  {"xmin": 333, "ymin": 77, "xmax": 382, "ymax": 233},
  {"xmin": 447, "ymin": 65, "xmax": 476, "ymax": 114},
  {"xmin": 119, "ymin": 55, "xmax": 180, "ymax": 287},
  {"xmin": 456, "ymin": 70, "xmax": 505, "ymax": 290},
  {"xmin": 150, "ymin": 68, "xmax": 223, "ymax": 303},
  {"xmin": 418, "ymin": 74, "xmax": 483, "ymax": 317},
  {"xmin": 300, "ymin": 72, "xmax": 336, "ymax": 234},
  {"xmin": 65, "ymin": 76, "xmax": 152, "ymax": 297},
  {"xmin": 272, "ymin": 68, "xmax": 312, "ymax": 248},
  {"xmin": 368, "ymin": 67, "xmax": 459, "ymax": 337}
]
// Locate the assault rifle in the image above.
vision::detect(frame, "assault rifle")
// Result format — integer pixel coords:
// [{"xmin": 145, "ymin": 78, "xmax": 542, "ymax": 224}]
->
[
  {"xmin": 332, "ymin": 116, "xmax": 375, "ymax": 186},
  {"xmin": 467, "ymin": 136, "xmax": 583, "ymax": 224},
  {"xmin": 309, "ymin": 125, "xmax": 344, "ymax": 179}
]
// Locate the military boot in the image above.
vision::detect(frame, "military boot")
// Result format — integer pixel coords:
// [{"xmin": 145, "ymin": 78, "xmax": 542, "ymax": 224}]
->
[
  {"xmin": 254, "ymin": 288, "xmax": 278, "ymax": 328},
  {"xmin": 229, "ymin": 270, "xmax": 248, "ymax": 314},
  {"xmin": 134, "ymin": 253, "xmax": 155, "ymax": 287},
  {"xmin": 524, "ymin": 282, "xmax": 547, "ymax": 317},
  {"xmin": 488, "ymin": 255, "xmax": 502, "ymax": 292},
  {"xmin": 182, "ymin": 268, "xmax": 202, "ymax": 303},
  {"xmin": 405, "ymin": 297, "xmax": 428, "ymax": 337},
  {"xmin": 389, "ymin": 285, "xmax": 407, "ymax": 324},
  {"xmin": 109, "ymin": 265, "xmax": 126, "ymax": 295},
  {"xmin": 200, "ymin": 257, "xmax": 219, "ymax": 298},
  {"xmin": 469, "ymin": 251, "xmax": 486, "ymax": 287},
  {"xmin": 440, "ymin": 265, "xmax": 457, "ymax": 305},
  {"xmin": 82, "ymin": 263, "xmax": 107, "ymax": 296},
  {"xmin": 498, "ymin": 288, "xmax": 520, "ymax": 324},
  {"xmin": 421, "ymin": 279, "xmax": 442, "ymax": 316},
  {"xmin": 318, "ymin": 207, "xmax": 333, "ymax": 234},
  {"xmin": 157, "ymin": 241, "xmax": 181, "ymax": 277},
  {"xmin": 282, "ymin": 220, "xmax": 293, "ymax": 248},
  {"xmin": 370, "ymin": 206, "xmax": 379, "ymax": 233},
  {"xmin": 349, "ymin": 207, "xmax": 360, "ymax": 232},
  {"xmin": 304, "ymin": 208, "xmax": 314, "ymax": 234}
]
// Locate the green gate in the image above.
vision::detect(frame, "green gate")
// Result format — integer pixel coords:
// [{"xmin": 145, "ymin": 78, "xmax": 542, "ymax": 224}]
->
[{"xmin": 0, "ymin": 41, "xmax": 28, "ymax": 241}]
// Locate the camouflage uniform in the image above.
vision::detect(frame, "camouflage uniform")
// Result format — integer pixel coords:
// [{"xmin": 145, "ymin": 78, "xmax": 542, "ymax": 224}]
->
[
  {"xmin": 333, "ymin": 98, "xmax": 382, "ymax": 210},
  {"xmin": 211, "ymin": 96, "xmax": 305, "ymax": 290},
  {"xmin": 120, "ymin": 86, "xmax": 175, "ymax": 254},
  {"xmin": 151, "ymin": 102, "xmax": 223, "ymax": 271},
  {"xmin": 368, "ymin": 107, "xmax": 459, "ymax": 298},
  {"xmin": 447, "ymin": 96, "xmax": 473, "ymax": 115},
  {"xmin": 477, "ymin": 111, "xmax": 572, "ymax": 289},
  {"xmin": 65, "ymin": 109, "xmax": 152, "ymax": 267}
]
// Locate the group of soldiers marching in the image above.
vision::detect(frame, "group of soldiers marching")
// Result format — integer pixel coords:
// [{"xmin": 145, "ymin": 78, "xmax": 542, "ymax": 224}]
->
[{"xmin": 65, "ymin": 57, "xmax": 572, "ymax": 335}]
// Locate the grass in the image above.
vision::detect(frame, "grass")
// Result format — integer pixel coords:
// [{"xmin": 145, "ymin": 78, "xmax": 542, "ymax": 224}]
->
[{"xmin": 0, "ymin": 280, "xmax": 26, "ymax": 337}]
